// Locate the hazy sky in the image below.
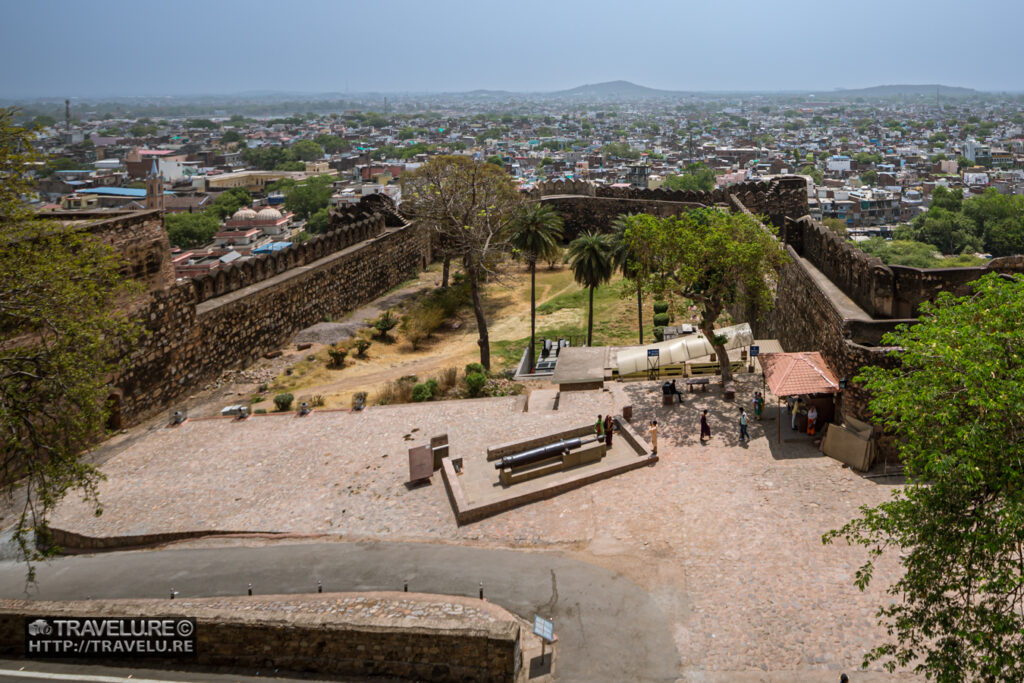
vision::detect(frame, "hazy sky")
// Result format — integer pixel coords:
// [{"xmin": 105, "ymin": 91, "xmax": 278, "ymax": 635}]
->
[{"xmin": 2, "ymin": 0, "xmax": 1022, "ymax": 98}]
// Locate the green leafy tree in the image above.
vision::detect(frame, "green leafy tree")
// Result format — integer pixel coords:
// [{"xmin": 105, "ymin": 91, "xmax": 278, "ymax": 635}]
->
[
  {"xmin": 290, "ymin": 139, "xmax": 324, "ymax": 162},
  {"xmin": 306, "ymin": 206, "xmax": 330, "ymax": 234},
  {"xmin": 962, "ymin": 189, "xmax": 1024, "ymax": 257},
  {"xmin": 825, "ymin": 273, "xmax": 1024, "ymax": 681},
  {"xmin": 164, "ymin": 211, "xmax": 220, "ymax": 249},
  {"xmin": 662, "ymin": 162, "xmax": 716, "ymax": 192},
  {"xmin": 822, "ymin": 217, "xmax": 848, "ymax": 238},
  {"xmin": 904, "ymin": 207, "xmax": 981, "ymax": 255},
  {"xmin": 931, "ymin": 186, "xmax": 963, "ymax": 212},
  {"xmin": 0, "ymin": 109, "xmax": 141, "ymax": 576},
  {"xmin": 624, "ymin": 210, "xmax": 788, "ymax": 383},
  {"xmin": 507, "ymin": 204, "xmax": 564, "ymax": 372},
  {"xmin": 206, "ymin": 187, "xmax": 251, "ymax": 220},
  {"xmin": 860, "ymin": 169, "xmax": 878, "ymax": 186},
  {"xmin": 283, "ymin": 175, "xmax": 334, "ymax": 221},
  {"xmin": 221, "ymin": 130, "xmax": 243, "ymax": 144},
  {"xmin": 402, "ymin": 156, "xmax": 523, "ymax": 369},
  {"xmin": 801, "ymin": 165, "xmax": 824, "ymax": 185},
  {"xmin": 314, "ymin": 134, "xmax": 350, "ymax": 154},
  {"xmin": 566, "ymin": 232, "xmax": 614, "ymax": 346}
]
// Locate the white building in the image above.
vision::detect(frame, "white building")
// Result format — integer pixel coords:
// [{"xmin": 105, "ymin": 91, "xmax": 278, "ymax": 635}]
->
[{"xmin": 826, "ymin": 155, "xmax": 851, "ymax": 173}]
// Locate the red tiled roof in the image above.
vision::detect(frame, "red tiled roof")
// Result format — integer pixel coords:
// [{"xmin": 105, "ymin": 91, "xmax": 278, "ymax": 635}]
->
[{"xmin": 759, "ymin": 352, "xmax": 839, "ymax": 397}]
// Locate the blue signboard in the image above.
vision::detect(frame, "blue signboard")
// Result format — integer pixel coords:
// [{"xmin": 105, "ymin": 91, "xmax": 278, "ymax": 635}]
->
[
  {"xmin": 647, "ymin": 349, "xmax": 660, "ymax": 357},
  {"xmin": 533, "ymin": 615, "xmax": 554, "ymax": 642},
  {"xmin": 749, "ymin": 345, "xmax": 760, "ymax": 357}
]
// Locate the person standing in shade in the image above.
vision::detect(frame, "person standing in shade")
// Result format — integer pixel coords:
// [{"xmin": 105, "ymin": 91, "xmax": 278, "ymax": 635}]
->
[
  {"xmin": 648, "ymin": 420, "xmax": 658, "ymax": 454},
  {"xmin": 603, "ymin": 414, "xmax": 614, "ymax": 448},
  {"xmin": 739, "ymin": 407, "xmax": 750, "ymax": 443},
  {"xmin": 595, "ymin": 414, "xmax": 604, "ymax": 442},
  {"xmin": 807, "ymin": 404, "xmax": 819, "ymax": 436},
  {"xmin": 700, "ymin": 409, "xmax": 711, "ymax": 441}
]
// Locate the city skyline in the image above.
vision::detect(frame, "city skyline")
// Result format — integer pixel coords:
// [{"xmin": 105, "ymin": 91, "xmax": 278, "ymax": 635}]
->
[{"xmin": 2, "ymin": 0, "xmax": 1022, "ymax": 98}]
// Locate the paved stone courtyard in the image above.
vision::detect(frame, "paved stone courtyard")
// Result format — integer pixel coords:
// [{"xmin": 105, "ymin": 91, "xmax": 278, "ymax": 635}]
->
[{"xmin": 51, "ymin": 375, "xmax": 911, "ymax": 677}]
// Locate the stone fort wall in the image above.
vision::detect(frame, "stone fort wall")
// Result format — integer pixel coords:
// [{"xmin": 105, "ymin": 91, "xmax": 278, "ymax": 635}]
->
[{"xmin": 104, "ymin": 204, "xmax": 430, "ymax": 425}]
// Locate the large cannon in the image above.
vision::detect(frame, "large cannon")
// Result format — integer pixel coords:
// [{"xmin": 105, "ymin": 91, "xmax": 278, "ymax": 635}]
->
[{"xmin": 495, "ymin": 435, "xmax": 600, "ymax": 470}]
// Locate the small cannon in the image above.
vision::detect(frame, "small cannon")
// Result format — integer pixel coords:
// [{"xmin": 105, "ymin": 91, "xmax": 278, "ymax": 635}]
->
[{"xmin": 495, "ymin": 435, "xmax": 600, "ymax": 470}]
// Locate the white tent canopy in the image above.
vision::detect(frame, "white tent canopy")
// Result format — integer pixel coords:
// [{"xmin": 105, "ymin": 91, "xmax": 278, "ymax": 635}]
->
[{"xmin": 615, "ymin": 323, "xmax": 753, "ymax": 376}]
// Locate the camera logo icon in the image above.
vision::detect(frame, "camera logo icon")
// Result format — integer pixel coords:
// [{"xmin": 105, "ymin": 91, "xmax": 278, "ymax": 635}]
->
[{"xmin": 28, "ymin": 619, "xmax": 52, "ymax": 636}]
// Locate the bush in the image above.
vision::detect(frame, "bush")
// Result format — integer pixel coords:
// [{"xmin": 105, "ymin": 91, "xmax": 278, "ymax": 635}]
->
[
  {"xmin": 653, "ymin": 301, "xmax": 669, "ymax": 315},
  {"xmin": 653, "ymin": 326, "xmax": 665, "ymax": 342},
  {"xmin": 273, "ymin": 393, "xmax": 294, "ymax": 412},
  {"xmin": 425, "ymin": 378, "xmax": 440, "ymax": 397},
  {"xmin": 465, "ymin": 362, "xmax": 486, "ymax": 377},
  {"xmin": 372, "ymin": 310, "xmax": 399, "ymax": 338},
  {"xmin": 653, "ymin": 312, "xmax": 670, "ymax": 327},
  {"xmin": 310, "ymin": 394, "xmax": 325, "ymax": 407},
  {"xmin": 352, "ymin": 391, "xmax": 367, "ymax": 410},
  {"xmin": 412, "ymin": 382, "xmax": 433, "ymax": 402},
  {"xmin": 439, "ymin": 366, "xmax": 458, "ymax": 391},
  {"xmin": 254, "ymin": 408, "xmax": 268, "ymax": 414},
  {"xmin": 401, "ymin": 307, "xmax": 445, "ymax": 350},
  {"xmin": 352, "ymin": 338, "xmax": 372, "ymax": 357},
  {"xmin": 466, "ymin": 372, "xmax": 487, "ymax": 397},
  {"xmin": 327, "ymin": 345, "xmax": 348, "ymax": 367}
]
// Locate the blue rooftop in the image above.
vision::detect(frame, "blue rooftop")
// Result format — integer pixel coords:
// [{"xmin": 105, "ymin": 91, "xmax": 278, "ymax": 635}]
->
[
  {"xmin": 252, "ymin": 241, "xmax": 293, "ymax": 254},
  {"xmin": 77, "ymin": 187, "xmax": 174, "ymax": 197}
]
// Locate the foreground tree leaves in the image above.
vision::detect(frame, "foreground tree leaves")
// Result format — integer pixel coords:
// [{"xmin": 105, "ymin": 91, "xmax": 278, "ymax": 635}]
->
[{"xmin": 824, "ymin": 273, "xmax": 1024, "ymax": 681}]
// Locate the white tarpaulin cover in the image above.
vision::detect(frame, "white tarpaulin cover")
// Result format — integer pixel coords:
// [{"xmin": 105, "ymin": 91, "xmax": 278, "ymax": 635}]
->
[{"xmin": 615, "ymin": 323, "xmax": 753, "ymax": 375}]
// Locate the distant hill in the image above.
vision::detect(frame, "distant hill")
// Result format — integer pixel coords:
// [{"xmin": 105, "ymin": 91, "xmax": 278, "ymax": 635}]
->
[
  {"xmin": 546, "ymin": 80, "xmax": 689, "ymax": 99},
  {"xmin": 822, "ymin": 84, "xmax": 978, "ymax": 98}
]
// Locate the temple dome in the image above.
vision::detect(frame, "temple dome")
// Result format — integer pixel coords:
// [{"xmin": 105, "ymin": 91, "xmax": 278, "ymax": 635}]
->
[
  {"xmin": 256, "ymin": 207, "xmax": 283, "ymax": 220},
  {"xmin": 232, "ymin": 207, "xmax": 257, "ymax": 220}
]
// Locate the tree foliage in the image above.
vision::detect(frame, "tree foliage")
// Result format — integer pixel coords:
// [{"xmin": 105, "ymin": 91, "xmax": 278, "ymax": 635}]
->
[
  {"xmin": 1, "ymin": 109, "xmax": 141, "ymax": 576},
  {"xmin": 825, "ymin": 273, "xmax": 1024, "ymax": 681},
  {"xmin": 508, "ymin": 204, "xmax": 563, "ymax": 370},
  {"xmin": 164, "ymin": 211, "xmax": 220, "ymax": 249},
  {"xmin": 567, "ymin": 232, "xmax": 614, "ymax": 346},
  {"xmin": 280, "ymin": 175, "xmax": 334, "ymax": 222},
  {"xmin": 624, "ymin": 210, "xmax": 788, "ymax": 382},
  {"xmin": 402, "ymin": 156, "xmax": 523, "ymax": 369},
  {"xmin": 662, "ymin": 163, "xmax": 716, "ymax": 192}
]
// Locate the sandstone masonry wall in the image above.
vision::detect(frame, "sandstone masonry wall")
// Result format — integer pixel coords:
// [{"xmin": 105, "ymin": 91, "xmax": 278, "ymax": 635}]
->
[
  {"xmin": 0, "ymin": 593, "xmax": 521, "ymax": 682},
  {"xmin": 115, "ymin": 216, "xmax": 429, "ymax": 424}
]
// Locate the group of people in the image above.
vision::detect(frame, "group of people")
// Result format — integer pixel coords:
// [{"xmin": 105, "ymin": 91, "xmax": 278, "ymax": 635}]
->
[
  {"xmin": 594, "ymin": 414, "xmax": 616, "ymax": 448},
  {"xmin": 787, "ymin": 397, "xmax": 820, "ymax": 435}
]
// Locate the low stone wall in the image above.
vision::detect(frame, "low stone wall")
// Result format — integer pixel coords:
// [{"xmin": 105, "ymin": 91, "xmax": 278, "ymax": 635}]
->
[{"xmin": 0, "ymin": 592, "xmax": 521, "ymax": 682}]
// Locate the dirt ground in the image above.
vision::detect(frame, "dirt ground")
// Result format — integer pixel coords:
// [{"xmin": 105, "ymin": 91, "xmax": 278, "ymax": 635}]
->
[{"xmin": 184, "ymin": 260, "xmax": 667, "ymax": 419}]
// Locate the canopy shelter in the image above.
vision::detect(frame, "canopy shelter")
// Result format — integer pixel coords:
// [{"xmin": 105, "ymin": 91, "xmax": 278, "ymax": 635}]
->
[{"xmin": 758, "ymin": 352, "xmax": 840, "ymax": 442}]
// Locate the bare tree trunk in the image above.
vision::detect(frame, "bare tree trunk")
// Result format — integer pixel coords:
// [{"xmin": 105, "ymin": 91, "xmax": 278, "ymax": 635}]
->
[
  {"xmin": 699, "ymin": 312, "xmax": 731, "ymax": 383},
  {"xmin": 587, "ymin": 286, "xmax": 595, "ymax": 346},
  {"xmin": 636, "ymin": 284, "xmax": 643, "ymax": 345},
  {"xmin": 469, "ymin": 269, "xmax": 490, "ymax": 370},
  {"xmin": 441, "ymin": 254, "xmax": 451, "ymax": 289},
  {"xmin": 528, "ymin": 259, "xmax": 536, "ymax": 373}
]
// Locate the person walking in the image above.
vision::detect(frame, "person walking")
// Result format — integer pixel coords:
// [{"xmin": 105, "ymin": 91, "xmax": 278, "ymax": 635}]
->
[
  {"xmin": 700, "ymin": 409, "xmax": 711, "ymax": 441},
  {"xmin": 739, "ymin": 407, "xmax": 750, "ymax": 444},
  {"xmin": 603, "ymin": 414, "xmax": 614, "ymax": 448},
  {"xmin": 752, "ymin": 391, "xmax": 762, "ymax": 420},
  {"xmin": 648, "ymin": 420, "xmax": 658, "ymax": 454}
]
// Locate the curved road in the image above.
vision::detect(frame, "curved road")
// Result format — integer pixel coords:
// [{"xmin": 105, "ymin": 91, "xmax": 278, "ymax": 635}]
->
[{"xmin": 0, "ymin": 541, "xmax": 681, "ymax": 682}]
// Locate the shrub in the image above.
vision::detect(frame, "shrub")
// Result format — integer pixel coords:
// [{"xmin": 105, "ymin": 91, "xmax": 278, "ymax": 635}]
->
[
  {"xmin": 310, "ymin": 394, "xmax": 325, "ymax": 407},
  {"xmin": 465, "ymin": 362, "xmax": 486, "ymax": 377},
  {"xmin": 401, "ymin": 307, "xmax": 445, "ymax": 350},
  {"xmin": 250, "ymin": 395, "xmax": 265, "ymax": 404},
  {"xmin": 653, "ymin": 312, "xmax": 670, "ymax": 327},
  {"xmin": 653, "ymin": 301, "xmax": 669, "ymax": 315},
  {"xmin": 466, "ymin": 372, "xmax": 487, "ymax": 397},
  {"xmin": 372, "ymin": 310, "xmax": 399, "ymax": 338},
  {"xmin": 273, "ymin": 393, "xmax": 294, "ymax": 412},
  {"xmin": 352, "ymin": 338, "xmax": 372, "ymax": 357},
  {"xmin": 653, "ymin": 326, "xmax": 665, "ymax": 342},
  {"xmin": 254, "ymin": 408, "xmax": 268, "ymax": 414},
  {"xmin": 439, "ymin": 366, "xmax": 458, "ymax": 391},
  {"xmin": 327, "ymin": 345, "xmax": 348, "ymax": 367},
  {"xmin": 411, "ymin": 383, "xmax": 433, "ymax": 402},
  {"xmin": 425, "ymin": 378, "xmax": 440, "ymax": 397}
]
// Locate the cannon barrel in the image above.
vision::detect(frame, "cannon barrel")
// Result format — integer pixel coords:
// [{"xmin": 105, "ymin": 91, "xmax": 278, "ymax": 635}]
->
[{"xmin": 495, "ymin": 435, "xmax": 600, "ymax": 470}]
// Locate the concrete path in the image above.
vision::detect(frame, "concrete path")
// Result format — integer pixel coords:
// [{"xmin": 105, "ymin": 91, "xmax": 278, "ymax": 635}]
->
[{"xmin": 0, "ymin": 541, "xmax": 680, "ymax": 682}]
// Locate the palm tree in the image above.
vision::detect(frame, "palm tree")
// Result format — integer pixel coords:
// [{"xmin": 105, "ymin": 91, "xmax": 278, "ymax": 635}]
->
[
  {"xmin": 609, "ymin": 214, "xmax": 645, "ymax": 344},
  {"xmin": 507, "ymin": 204, "xmax": 563, "ymax": 372},
  {"xmin": 566, "ymin": 232, "xmax": 614, "ymax": 346}
]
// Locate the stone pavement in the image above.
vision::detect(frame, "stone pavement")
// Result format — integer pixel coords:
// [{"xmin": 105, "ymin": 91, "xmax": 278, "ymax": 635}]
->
[{"xmin": 45, "ymin": 375, "xmax": 915, "ymax": 678}]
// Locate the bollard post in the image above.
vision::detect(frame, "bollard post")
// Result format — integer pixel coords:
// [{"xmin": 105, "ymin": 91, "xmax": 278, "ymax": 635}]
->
[
  {"xmin": 248, "ymin": 583, "xmax": 253, "ymax": 596},
  {"xmin": 404, "ymin": 580, "xmax": 408, "ymax": 593},
  {"xmin": 479, "ymin": 582, "xmax": 484, "ymax": 600},
  {"xmin": 317, "ymin": 580, "xmax": 322, "ymax": 593}
]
